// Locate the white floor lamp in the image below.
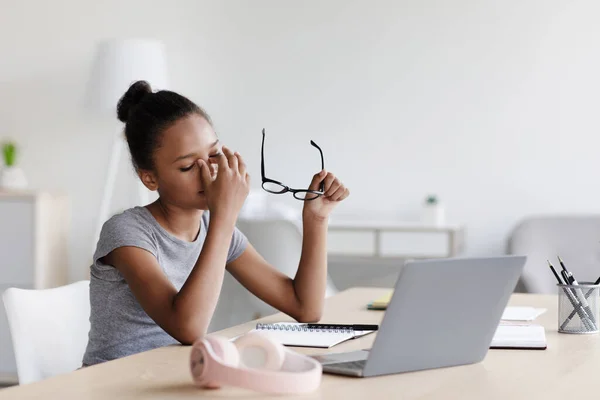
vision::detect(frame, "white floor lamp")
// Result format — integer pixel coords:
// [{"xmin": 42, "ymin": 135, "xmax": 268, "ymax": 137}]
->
[{"xmin": 85, "ymin": 38, "xmax": 169, "ymax": 252}]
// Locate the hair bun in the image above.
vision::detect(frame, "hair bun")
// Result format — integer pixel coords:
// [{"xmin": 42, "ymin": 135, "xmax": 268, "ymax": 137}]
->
[{"xmin": 117, "ymin": 80, "xmax": 152, "ymax": 123}]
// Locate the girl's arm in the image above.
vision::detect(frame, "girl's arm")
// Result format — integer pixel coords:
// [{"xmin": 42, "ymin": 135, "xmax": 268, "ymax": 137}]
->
[
  {"xmin": 227, "ymin": 170, "xmax": 349, "ymax": 322},
  {"xmin": 105, "ymin": 147, "xmax": 249, "ymax": 344},
  {"xmin": 103, "ymin": 216, "xmax": 234, "ymax": 344},
  {"xmin": 227, "ymin": 216, "xmax": 328, "ymax": 322}
]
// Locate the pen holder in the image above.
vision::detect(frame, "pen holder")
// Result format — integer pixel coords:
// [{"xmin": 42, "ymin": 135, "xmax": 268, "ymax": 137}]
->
[{"xmin": 557, "ymin": 282, "xmax": 600, "ymax": 334}]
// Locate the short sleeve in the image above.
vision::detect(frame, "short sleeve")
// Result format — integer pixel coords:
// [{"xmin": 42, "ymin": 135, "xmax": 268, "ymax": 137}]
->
[
  {"xmin": 227, "ymin": 226, "xmax": 248, "ymax": 264},
  {"xmin": 92, "ymin": 212, "xmax": 158, "ymax": 276}
]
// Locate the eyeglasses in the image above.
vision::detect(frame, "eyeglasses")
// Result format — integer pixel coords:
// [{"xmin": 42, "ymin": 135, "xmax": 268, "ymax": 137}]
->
[{"xmin": 261, "ymin": 128, "xmax": 325, "ymax": 201}]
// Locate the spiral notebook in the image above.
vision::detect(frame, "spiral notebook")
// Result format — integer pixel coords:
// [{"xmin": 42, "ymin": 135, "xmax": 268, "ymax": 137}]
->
[{"xmin": 248, "ymin": 322, "xmax": 377, "ymax": 348}]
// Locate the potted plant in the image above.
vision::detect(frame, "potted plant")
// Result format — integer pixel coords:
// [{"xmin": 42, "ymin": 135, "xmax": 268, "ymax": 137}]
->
[
  {"xmin": 0, "ymin": 141, "xmax": 28, "ymax": 190},
  {"xmin": 422, "ymin": 194, "xmax": 445, "ymax": 226}
]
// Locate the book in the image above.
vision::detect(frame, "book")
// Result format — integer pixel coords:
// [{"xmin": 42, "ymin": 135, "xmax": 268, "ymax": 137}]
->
[
  {"xmin": 247, "ymin": 322, "xmax": 377, "ymax": 348},
  {"xmin": 490, "ymin": 324, "xmax": 547, "ymax": 350},
  {"xmin": 366, "ymin": 292, "xmax": 392, "ymax": 310}
]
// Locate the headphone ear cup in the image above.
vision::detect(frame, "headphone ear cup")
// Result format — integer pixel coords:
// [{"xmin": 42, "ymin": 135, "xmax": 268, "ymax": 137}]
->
[
  {"xmin": 206, "ymin": 336, "xmax": 240, "ymax": 366},
  {"xmin": 190, "ymin": 336, "xmax": 240, "ymax": 390},
  {"xmin": 233, "ymin": 331, "xmax": 285, "ymax": 371}
]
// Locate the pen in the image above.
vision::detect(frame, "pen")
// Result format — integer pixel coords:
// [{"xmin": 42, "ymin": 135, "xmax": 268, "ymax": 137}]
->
[
  {"xmin": 560, "ymin": 269, "xmax": 571, "ymax": 286},
  {"xmin": 557, "ymin": 255, "xmax": 568, "ymax": 272},
  {"xmin": 558, "ymin": 256, "xmax": 578, "ymax": 285},
  {"xmin": 548, "ymin": 260, "xmax": 595, "ymax": 331},
  {"xmin": 548, "ymin": 260, "xmax": 563, "ymax": 284},
  {"xmin": 306, "ymin": 324, "xmax": 379, "ymax": 331}
]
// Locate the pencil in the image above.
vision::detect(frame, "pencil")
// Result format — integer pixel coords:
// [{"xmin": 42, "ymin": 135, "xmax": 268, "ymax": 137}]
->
[{"xmin": 548, "ymin": 260, "xmax": 564, "ymax": 284}]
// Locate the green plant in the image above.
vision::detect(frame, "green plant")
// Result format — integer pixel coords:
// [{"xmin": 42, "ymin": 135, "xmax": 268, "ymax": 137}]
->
[
  {"xmin": 425, "ymin": 195, "xmax": 438, "ymax": 205},
  {"xmin": 2, "ymin": 142, "xmax": 16, "ymax": 167}
]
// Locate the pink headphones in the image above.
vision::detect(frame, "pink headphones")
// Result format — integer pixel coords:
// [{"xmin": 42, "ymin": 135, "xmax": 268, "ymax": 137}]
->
[{"xmin": 190, "ymin": 330, "xmax": 322, "ymax": 394}]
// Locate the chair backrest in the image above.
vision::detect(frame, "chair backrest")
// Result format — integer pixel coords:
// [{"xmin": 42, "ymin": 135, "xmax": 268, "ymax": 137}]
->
[
  {"xmin": 2, "ymin": 280, "xmax": 90, "ymax": 384},
  {"xmin": 236, "ymin": 217, "xmax": 338, "ymax": 297},
  {"xmin": 507, "ymin": 216, "xmax": 600, "ymax": 294}
]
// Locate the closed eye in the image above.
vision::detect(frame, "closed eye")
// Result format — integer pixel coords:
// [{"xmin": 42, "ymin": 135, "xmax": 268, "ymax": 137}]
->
[{"xmin": 180, "ymin": 153, "xmax": 221, "ymax": 171}]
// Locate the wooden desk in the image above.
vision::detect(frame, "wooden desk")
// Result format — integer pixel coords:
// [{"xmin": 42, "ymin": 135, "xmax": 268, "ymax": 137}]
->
[{"xmin": 1, "ymin": 288, "xmax": 598, "ymax": 399}]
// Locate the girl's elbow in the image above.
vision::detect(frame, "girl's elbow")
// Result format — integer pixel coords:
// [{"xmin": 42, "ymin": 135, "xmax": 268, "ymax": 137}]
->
[
  {"xmin": 297, "ymin": 315, "xmax": 321, "ymax": 323},
  {"xmin": 178, "ymin": 334, "xmax": 199, "ymax": 346},
  {"xmin": 176, "ymin": 321, "xmax": 207, "ymax": 345},
  {"xmin": 295, "ymin": 308, "xmax": 323, "ymax": 323}
]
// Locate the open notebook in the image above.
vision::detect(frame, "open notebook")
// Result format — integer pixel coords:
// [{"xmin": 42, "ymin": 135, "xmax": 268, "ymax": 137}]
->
[{"xmin": 247, "ymin": 322, "xmax": 377, "ymax": 348}]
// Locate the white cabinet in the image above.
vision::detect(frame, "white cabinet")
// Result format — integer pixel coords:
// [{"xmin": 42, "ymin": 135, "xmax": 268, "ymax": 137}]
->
[
  {"xmin": 327, "ymin": 219, "xmax": 465, "ymax": 260},
  {"xmin": 326, "ymin": 218, "xmax": 466, "ymax": 291},
  {"xmin": 0, "ymin": 191, "xmax": 69, "ymax": 384}
]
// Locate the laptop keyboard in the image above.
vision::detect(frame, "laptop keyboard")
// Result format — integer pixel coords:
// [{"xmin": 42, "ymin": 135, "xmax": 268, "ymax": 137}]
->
[{"xmin": 331, "ymin": 359, "xmax": 367, "ymax": 370}]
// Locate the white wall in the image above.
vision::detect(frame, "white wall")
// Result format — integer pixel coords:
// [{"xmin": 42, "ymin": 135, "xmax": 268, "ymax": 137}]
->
[{"xmin": 2, "ymin": 0, "xmax": 600, "ymax": 284}]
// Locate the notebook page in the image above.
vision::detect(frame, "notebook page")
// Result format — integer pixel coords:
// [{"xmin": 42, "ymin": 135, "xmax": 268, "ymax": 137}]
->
[{"xmin": 250, "ymin": 322, "xmax": 358, "ymax": 348}]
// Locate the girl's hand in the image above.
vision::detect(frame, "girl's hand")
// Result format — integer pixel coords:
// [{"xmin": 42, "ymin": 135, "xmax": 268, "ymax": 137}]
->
[
  {"xmin": 198, "ymin": 146, "xmax": 250, "ymax": 224},
  {"xmin": 302, "ymin": 170, "xmax": 350, "ymax": 222}
]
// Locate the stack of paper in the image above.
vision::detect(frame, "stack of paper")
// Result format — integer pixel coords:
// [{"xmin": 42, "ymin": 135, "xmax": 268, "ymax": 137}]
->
[
  {"xmin": 500, "ymin": 307, "xmax": 546, "ymax": 325},
  {"xmin": 491, "ymin": 324, "xmax": 547, "ymax": 350}
]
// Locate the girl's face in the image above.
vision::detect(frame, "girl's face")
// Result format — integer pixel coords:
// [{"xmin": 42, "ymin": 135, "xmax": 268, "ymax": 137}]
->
[{"xmin": 146, "ymin": 113, "xmax": 222, "ymax": 210}]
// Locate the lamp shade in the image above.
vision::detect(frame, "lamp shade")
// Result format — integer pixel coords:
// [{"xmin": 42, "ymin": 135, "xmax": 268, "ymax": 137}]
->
[{"xmin": 85, "ymin": 38, "xmax": 169, "ymax": 114}]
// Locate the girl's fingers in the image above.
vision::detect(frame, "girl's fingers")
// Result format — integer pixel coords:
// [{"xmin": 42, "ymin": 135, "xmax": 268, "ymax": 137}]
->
[
  {"xmin": 325, "ymin": 178, "xmax": 341, "ymax": 197},
  {"xmin": 308, "ymin": 170, "xmax": 326, "ymax": 192},
  {"xmin": 235, "ymin": 152, "xmax": 246, "ymax": 176},
  {"xmin": 222, "ymin": 146, "xmax": 238, "ymax": 171},
  {"xmin": 328, "ymin": 185, "xmax": 347, "ymax": 201},
  {"xmin": 322, "ymin": 172, "xmax": 336, "ymax": 193},
  {"xmin": 339, "ymin": 187, "xmax": 350, "ymax": 201},
  {"xmin": 216, "ymin": 147, "xmax": 229, "ymax": 173},
  {"xmin": 197, "ymin": 159, "xmax": 212, "ymax": 187}
]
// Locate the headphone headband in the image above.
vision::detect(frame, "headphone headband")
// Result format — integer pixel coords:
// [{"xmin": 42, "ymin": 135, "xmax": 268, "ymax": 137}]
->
[{"xmin": 193, "ymin": 336, "xmax": 322, "ymax": 394}]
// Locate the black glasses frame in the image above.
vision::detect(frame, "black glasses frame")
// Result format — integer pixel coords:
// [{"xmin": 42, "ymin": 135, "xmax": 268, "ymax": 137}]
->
[{"xmin": 261, "ymin": 128, "xmax": 325, "ymax": 201}]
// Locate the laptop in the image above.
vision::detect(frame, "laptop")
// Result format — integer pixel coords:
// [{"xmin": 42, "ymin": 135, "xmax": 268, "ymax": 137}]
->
[{"xmin": 312, "ymin": 255, "xmax": 526, "ymax": 377}]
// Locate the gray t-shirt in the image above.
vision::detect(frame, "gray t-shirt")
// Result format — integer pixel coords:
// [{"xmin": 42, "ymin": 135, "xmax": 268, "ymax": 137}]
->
[{"xmin": 82, "ymin": 206, "xmax": 248, "ymax": 366}]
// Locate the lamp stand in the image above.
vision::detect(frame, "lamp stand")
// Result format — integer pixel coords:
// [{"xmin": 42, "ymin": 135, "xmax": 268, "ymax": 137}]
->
[{"xmin": 93, "ymin": 129, "xmax": 149, "ymax": 254}]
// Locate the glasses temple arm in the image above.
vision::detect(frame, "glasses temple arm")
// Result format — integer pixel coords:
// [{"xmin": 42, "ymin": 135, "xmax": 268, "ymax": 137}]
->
[
  {"xmin": 261, "ymin": 129, "xmax": 266, "ymax": 180},
  {"xmin": 310, "ymin": 140, "xmax": 325, "ymax": 192}
]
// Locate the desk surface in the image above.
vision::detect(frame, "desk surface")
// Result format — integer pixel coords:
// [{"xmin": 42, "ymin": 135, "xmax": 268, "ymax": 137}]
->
[{"xmin": 2, "ymin": 287, "xmax": 598, "ymax": 400}]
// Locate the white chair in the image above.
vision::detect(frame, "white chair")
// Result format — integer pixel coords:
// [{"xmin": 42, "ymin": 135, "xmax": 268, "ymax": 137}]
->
[
  {"xmin": 237, "ymin": 217, "xmax": 339, "ymax": 297},
  {"xmin": 239, "ymin": 192, "xmax": 338, "ymax": 297},
  {"xmin": 2, "ymin": 280, "xmax": 90, "ymax": 384},
  {"xmin": 507, "ymin": 216, "xmax": 600, "ymax": 294}
]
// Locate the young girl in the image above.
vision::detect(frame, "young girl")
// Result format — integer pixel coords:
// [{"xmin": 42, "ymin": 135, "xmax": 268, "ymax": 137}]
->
[{"xmin": 82, "ymin": 81, "xmax": 349, "ymax": 366}]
